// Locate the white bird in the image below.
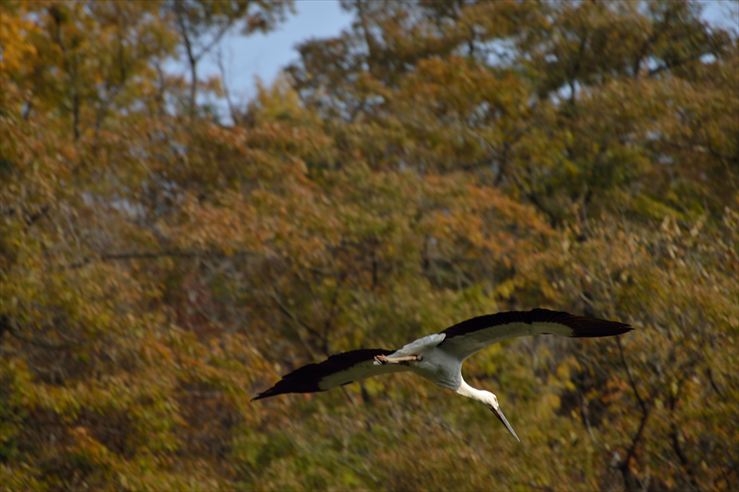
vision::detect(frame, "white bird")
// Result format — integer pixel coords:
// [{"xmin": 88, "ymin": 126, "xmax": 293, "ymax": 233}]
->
[{"xmin": 253, "ymin": 308, "xmax": 632, "ymax": 441}]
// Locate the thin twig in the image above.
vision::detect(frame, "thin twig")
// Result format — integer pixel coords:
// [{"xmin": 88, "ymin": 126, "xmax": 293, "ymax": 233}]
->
[{"xmin": 616, "ymin": 336, "xmax": 651, "ymax": 489}]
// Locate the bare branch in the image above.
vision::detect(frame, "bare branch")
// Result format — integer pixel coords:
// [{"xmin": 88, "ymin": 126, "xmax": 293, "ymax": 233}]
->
[
  {"xmin": 268, "ymin": 290, "xmax": 326, "ymax": 357},
  {"xmin": 616, "ymin": 337, "xmax": 652, "ymax": 491}
]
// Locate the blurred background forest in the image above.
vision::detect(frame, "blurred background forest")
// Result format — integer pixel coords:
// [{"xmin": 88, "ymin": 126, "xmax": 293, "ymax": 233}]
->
[{"xmin": 0, "ymin": 1, "xmax": 737, "ymax": 491}]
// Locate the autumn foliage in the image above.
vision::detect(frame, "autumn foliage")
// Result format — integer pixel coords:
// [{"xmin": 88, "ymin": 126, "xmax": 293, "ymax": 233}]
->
[{"xmin": 0, "ymin": 1, "xmax": 737, "ymax": 491}]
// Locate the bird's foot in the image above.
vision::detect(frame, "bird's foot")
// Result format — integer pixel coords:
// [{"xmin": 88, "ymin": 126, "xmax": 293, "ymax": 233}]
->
[
  {"xmin": 374, "ymin": 354, "xmax": 422, "ymax": 365},
  {"xmin": 374, "ymin": 354, "xmax": 389, "ymax": 364}
]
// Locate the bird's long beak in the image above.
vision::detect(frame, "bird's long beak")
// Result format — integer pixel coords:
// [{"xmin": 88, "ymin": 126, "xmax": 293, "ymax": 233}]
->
[{"xmin": 490, "ymin": 405, "xmax": 520, "ymax": 442}]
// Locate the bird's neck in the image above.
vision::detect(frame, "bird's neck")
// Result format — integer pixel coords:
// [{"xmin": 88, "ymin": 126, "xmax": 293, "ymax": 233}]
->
[{"xmin": 455, "ymin": 379, "xmax": 487, "ymax": 403}]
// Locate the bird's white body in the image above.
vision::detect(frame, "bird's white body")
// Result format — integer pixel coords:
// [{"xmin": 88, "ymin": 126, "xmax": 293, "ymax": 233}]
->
[{"xmin": 386, "ymin": 334, "xmax": 462, "ymax": 390}]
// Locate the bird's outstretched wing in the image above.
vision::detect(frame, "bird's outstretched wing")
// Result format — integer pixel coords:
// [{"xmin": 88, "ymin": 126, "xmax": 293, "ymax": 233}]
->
[
  {"xmin": 438, "ymin": 308, "xmax": 632, "ymax": 360},
  {"xmin": 253, "ymin": 348, "xmax": 408, "ymax": 400}
]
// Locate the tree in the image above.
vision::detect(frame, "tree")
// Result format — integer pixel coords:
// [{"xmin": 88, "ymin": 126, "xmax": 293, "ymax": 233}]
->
[{"xmin": 1, "ymin": 0, "xmax": 736, "ymax": 490}]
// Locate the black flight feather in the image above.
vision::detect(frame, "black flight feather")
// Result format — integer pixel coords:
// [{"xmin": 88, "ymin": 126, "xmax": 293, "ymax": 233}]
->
[
  {"xmin": 252, "ymin": 348, "xmax": 393, "ymax": 400},
  {"xmin": 440, "ymin": 308, "xmax": 632, "ymax": 341}
]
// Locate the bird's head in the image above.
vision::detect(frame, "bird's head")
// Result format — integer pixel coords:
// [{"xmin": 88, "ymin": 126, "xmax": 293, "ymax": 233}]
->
[{"xmin": 481, "ymin": 390, "xmax": 520, "ymax": 442}]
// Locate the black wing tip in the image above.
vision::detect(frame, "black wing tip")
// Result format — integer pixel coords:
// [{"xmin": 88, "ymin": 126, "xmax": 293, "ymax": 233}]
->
[
  {"xmin": 250, "ymin": 375, "xmax": 323, "ymax": 401},
  {"xmin": 251, "ymin": 388, "xmax": 279, "ymax": 401},
  {"xmin": 529, "ymin": 308, "xmax": 633, "ymax": 337},
  {"xmin": 553, "ymin": 311, "xmax": 633, "ymax": 338},
  {"xmin": 251, "ymin": 382, "xmax": 323, "ymax": 401},
  {"xmin": 570, "ymin": 321, "xmax": 633, "ymax": 337}
]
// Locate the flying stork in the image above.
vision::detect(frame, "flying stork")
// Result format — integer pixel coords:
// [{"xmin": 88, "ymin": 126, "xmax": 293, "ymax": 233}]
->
[{"xmin": 254, "ymin": 308, "xmax": 632, "ymax": 441}]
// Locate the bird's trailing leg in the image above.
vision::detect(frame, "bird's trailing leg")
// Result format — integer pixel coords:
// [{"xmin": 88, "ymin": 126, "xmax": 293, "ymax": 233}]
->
[{"xmin": 374, "ymin": 354, "xmax": 422, "ymax": 365}]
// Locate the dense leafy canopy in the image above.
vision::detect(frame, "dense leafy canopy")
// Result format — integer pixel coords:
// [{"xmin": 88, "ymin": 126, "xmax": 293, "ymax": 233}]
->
[{"xmin": 1, "ymin": 1, "xmax": 736, "ymax": 491}]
